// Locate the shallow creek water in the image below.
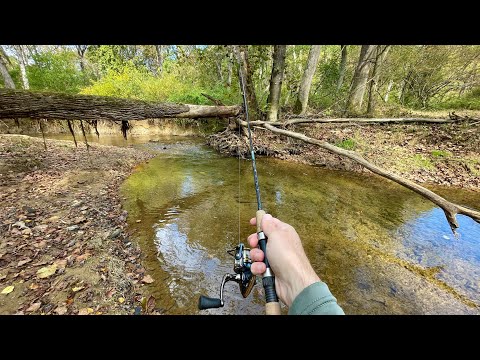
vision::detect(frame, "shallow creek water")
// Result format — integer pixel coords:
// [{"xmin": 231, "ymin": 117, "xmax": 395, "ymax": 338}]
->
[{"xmin": 40, "ymin": 133, "xmax": 480, "ymax": 314}]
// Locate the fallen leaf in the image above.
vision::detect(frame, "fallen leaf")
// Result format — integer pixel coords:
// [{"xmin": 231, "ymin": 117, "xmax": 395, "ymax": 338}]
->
[
  {"xmin": 26, "ymin": 302, "xmax": 41, "ymax": 312},
  {"xmin": 54, "ymin": 306, "xmax": 68, "ymax": 315},
  {"xmin": 72, "ymin": 286, "xmax": 84, "ymax": 292},
  {"xmin": 66, "ymin": 298, "xmax": 74, "ymax": 305},
  {"xmin": 17, "ymin": 258, "xmax": 32, "ymax": 267},
  {"xmin": 141, "ymin": 275, "xmax": 154, "ymax": 284},
  {"xmin": 136, "ymin": 219, "xmax": 141, "ymax": 223},
  {"xmin": 37, "ymin": 264, "xmax": 57, "ymax": 279},
  {"xmin": 1, "ymin": 285, "xmax": 14, "ymax": 294},
  {"xmin": 29, "ymin": 283, "xmax": 39, "ymax": 290},
  {"xmin": 146, "ymin": 295, "xmax": 156, "ymax": 314},
  {"xmin": 78, "ymin": 308, "xmax": 89, "ymax": 315},
  {"xmin": 53, "ymin": 259, "xmax": 67, "ymax": 270},
  {"xmin": 106, "ymin": 288, "xmax": 116, "ymax": 298},
  {"xmin": 118, "ymin": 297, "xmax": 125, "ymax": 304},
  {"xmin": 87, "ymin": 308, "xmax": 94, "ymax": 314}
]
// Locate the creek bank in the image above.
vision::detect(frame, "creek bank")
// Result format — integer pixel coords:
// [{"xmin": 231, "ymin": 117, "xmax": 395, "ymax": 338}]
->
[
  {"xmin": 207, "ymin": 122, "xmax": 480, "ymax": 190},
  {"xmin": 0, "ymin": 134, "xmax": 156, "ymax": 315}
]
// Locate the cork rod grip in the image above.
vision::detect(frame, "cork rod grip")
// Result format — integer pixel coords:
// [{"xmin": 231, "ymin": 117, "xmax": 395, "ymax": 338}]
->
[
  {"xmin": 265, "ymin": 302, "xmax": 282, "ymax": 315},
  {"xmin": 256, "ymin": 210, "xmax": 266, "ymax": 233}
]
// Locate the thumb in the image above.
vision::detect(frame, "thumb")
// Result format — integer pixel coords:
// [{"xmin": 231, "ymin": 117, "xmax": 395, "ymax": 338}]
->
[{"xmin": 260, "ymin": 213, "xmax": 278, "ymax": 236}]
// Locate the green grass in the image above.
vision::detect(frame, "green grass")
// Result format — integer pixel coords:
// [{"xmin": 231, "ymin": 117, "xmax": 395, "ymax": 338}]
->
[
  {"xmin": 431, "ymin": 150, "xmax": 452, "ymax": 158},
  {"xmin": 335, "ymin": 138, "xmax": 356, "ymax": 150},
  {"xmin": 412, "ymin": 154, "xmax": 434, "ymax": 169}
]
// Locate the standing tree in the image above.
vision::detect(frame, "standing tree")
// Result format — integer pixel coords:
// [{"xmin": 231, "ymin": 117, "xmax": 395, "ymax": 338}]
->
[
  {"xmin": 75, "ymin": 45, "xmax": 88, "ymax": 72},
  {"xmin": 14, "ymin": 45, "xmax": 30, "ymax": 89},
  {"xmin": 0, "ymin": 46, "xmax": 15, "ymax": 89},
  {"xmin": 266, "ymin": 45, "xmax": 287, "ymax": 121},
  {"xmin": 233, "ymin": 45, "xmax": 261, "ymax": 119},
  {"xmin": 294, "ymin": 45, "xmax": 321, "ymax": 115},
  {"xmin": 335, "ymin": 45, "xmax": 348, "ymax": 93},
  {"xmin": 366, "ymin": 46, "xmax": 390, "ymax": 115},
  {"xmin": 345, "ymin": 45, "xmax": 377, "ymax": 114},
  {"xmin": 155, "ymin": 45, "xmax": 163, "ymax": 74}
]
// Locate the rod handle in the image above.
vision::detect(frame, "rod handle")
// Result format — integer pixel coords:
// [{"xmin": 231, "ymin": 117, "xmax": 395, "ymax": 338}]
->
[
  {"xmin": 265, "ymin": 302, "xmax": 282, "ymax": 315},
  {"xmin": 256, "ymin": 210, "xmax": 266, "ymax": 233}
]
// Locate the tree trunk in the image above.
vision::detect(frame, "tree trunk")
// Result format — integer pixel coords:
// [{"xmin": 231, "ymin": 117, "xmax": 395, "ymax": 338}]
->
[
  {"xmin": 266, "ymin": 45, "xmax": 287, "ymax": 122},
  {"xmin": 294, "ymin": 45, "xmax": 321, "ymax": 115},
  {"xmin": 367, "ymin": 46, "xmax": 390, "ymax": 116},
  {"xmin": 0, "ymin": 46, "xmax": 15, "ymax": 89},
  {"xmin": 227, "ymin": 48, "xmax": 233, "ymax": 87},
  {"xmin": 75, "ymin": 45, "xmax": 87, "ymax": 72},
  {"xmin": 14, "ymin": 45, "xmax": 29, "ymax": 90},
  {"xmin": 336, "ymin": 45, "xmax": 348, "ymax": 93},
  {"xmin": 233, "ymin": 45, "xmax": 261, "ymax": 120},
  {"xmin": 155, "ymin": 45, "xmax": 163, "ymax": 74},
  {"xmin": 0, "ymin": 89, "xmax": 241, "ymax": 121},
  {"xmin": 346, "ymin": 45, "xmax": 377, "ymax": 114},
  {"xmin": 384, "ymin": 80, "xmax": 393, "ymax": 102},
  {"xmin": 215, "ymin": 57, "xmax": 224, "ymax": 83}
]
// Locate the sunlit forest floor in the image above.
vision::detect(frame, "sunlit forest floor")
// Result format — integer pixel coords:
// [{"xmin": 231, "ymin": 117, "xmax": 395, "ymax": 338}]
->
[{"xmin": 0, "ymin": 135, "xmax": 155, "ymax": 314}]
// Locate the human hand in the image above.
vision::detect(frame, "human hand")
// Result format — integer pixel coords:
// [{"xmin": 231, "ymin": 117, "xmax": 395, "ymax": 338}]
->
[{"xmin": 247, "ymin": 214, "xmax": 320, "ymax": 307}]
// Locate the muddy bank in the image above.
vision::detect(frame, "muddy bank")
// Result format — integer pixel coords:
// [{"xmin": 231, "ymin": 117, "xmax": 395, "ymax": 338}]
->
[
  {"xmin": 207, "ymin": 122, "xmax": 480, "ymax": 190},
  {"xmin": 0, "ymin": 134, "xmax": 156, "ymax": 315}
]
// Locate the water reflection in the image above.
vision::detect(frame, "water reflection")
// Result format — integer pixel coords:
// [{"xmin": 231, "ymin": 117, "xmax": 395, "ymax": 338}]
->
[{"xmin": 120, "ymin": 136, "xmax": 480, "ymax": 315}]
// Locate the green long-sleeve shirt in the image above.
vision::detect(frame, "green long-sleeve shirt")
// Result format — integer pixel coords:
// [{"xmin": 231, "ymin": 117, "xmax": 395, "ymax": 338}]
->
[{"xmin": 288, "ymin": 281, "xmax": 345, "ymax": 315}]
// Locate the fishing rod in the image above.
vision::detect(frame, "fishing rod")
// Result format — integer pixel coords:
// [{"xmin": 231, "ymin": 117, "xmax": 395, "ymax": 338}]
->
[{"xmin": 198, "ymin": 50, "xmax": 281, "ymax": 315}]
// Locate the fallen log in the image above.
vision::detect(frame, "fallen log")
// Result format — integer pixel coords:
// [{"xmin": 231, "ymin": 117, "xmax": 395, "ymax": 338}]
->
[
  {"xmin": 248, "ymin": 117, "xmax": 462, "ymax": 126},
  {"xmin": 0, "ymin": 89, "xmax": 241, "ymax": 121},
  {"xmin": 236, "ymin": 119, "xmax": 480, "ymax": 232}
]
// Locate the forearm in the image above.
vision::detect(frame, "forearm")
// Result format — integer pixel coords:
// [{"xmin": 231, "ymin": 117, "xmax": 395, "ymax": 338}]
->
[{"xmin": 288, "ymin": 281, "xmax": 345, "ymax": 315}]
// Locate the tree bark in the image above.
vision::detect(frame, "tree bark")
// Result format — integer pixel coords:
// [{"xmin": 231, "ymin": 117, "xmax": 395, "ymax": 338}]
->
[
  {"xmin": 233, "ymin": 45, "xmax": 261, "ymax": 120},
  {"xmin": 227, "ymin": 48, "xmax": 233, "ymax": 87},
  {"xmin": 75, "ymin": 45, "xmax": 88, "ymax": 72},
  {"xmin": 367, "ymin": 46, "xmax": 390, "ymax": 115},
  {"xmin": 246, "ymin": 117, "xmax": 460, "ymax": 126},
  {"xmin": 336, "ymin": 45, "xmax": 348, "ymax": 93},
  {"xmin": 346, "ymin": 45, "xmax": 377, "ymax": 113},
  {"xmin": 294, "ymin": 45, "xmax": 321, "ymax": 115},
  {"xmin": 266, "ymin": 45, "xmax": 287, "ymax": 122},
  {"xmin": 384, "ymin": 80, "xmax": 394, "ymax": 102},
  {"xmin": 0, "ymin": 46, "xmax": 15, "ymax": 89},
  {"xmin": 155, "ymin": 45, "xmax": 163, "ymax": 74},
  {"xmin": 0, "ymin": 89, "xmax": 241, "ymax": 121},
  {"xmin": 14, "ymin": 45, "xmax": 29, "ymax": 90},
  {"xmin": 238, "ymin": 120, "xmax": 480, "ymax": 231}
]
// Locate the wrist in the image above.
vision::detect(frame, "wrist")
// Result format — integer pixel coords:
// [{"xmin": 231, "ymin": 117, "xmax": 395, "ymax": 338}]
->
[{"xmin": 286, "ymin": 266, "xmax": 320, "ymax": 307}]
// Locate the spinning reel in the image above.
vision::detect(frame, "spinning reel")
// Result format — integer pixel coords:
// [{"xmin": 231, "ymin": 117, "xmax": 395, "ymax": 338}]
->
[{"xmin": 198, "ymin": 243, "xmax": 256, "ymax": 310}]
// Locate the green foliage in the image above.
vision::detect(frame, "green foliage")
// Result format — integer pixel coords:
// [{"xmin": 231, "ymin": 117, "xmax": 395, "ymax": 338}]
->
[
  {"xmin": 431, "ymin": 150, "xmax": 452, "ymax": 158},
  {"xmin": 27, "ymin": 50, "xmax": 88, "ymax": 93},
  {"xmin": 335, "ymin": 138, "xmax": 356, "ymax": 150},
  {"xmin": 81, "ymin": 64, "xmax": 241, "ymax": 105}
]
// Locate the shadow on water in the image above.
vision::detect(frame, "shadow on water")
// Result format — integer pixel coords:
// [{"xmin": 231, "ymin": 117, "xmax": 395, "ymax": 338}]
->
[{"xmin": 116, "ymin": 136, "xmax": 480, "ymax": 315}]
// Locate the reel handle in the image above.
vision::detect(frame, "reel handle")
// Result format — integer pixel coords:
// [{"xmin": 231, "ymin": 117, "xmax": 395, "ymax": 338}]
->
[{"xmin": 198, "ymin": 295, "xmax": 223, "ymax": 310}]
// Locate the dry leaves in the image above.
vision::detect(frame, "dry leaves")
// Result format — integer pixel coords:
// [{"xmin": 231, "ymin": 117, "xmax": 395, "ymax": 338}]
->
[
  {"xmin": 26, "ymin": 302, "xmax": 41, "ymax": 312},
  {"xmin": 1, "ymin": 285, "xmax": 14, "ymax": 294},
  {"xmin": 54, "ymin": 306, "xmax": 68, "ymax": 315},
  {"xmin": 37, "ymin": 264, "xmax": 57, "ymax": 279},
  {"xmin": 141, "ymin": 275, "xmax": 155, "ymax": 284},
  {"xmin": 17, "ymin": 258, "xmax": 32, "ymax": 267}
]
